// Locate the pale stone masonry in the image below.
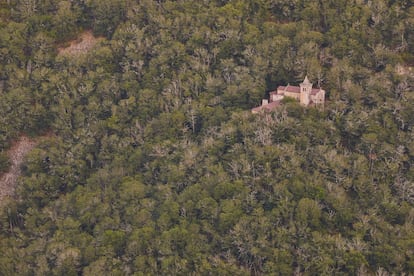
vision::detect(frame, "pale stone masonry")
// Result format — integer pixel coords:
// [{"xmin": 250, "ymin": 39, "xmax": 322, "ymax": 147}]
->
[{"xmin": 252, "ymin": 76, "xmax": 325, "ymax": 113}]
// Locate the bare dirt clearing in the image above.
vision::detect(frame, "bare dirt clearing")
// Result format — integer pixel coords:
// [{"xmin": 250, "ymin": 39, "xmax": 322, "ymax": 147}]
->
[
  {"xmin": 58, "ymin": 30, "xmax": 104, "ymax": 56},
  {"xmin": 0, "ymin": 136, "xmax": 37, "ymax": 204},
  {"xmin": 396, "ymin": 64, "xmax": 414, "ymax": 76}
]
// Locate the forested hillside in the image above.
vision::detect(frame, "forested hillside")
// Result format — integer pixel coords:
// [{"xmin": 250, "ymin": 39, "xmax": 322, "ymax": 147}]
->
[{"xmin": 1, "ymin": 0, "xmax": 414, "ymax": 274}]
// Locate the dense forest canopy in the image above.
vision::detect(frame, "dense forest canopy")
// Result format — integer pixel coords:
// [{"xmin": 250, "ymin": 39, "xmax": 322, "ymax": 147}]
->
[{"xmin": 0, "ymin": 0, "xmax": 414, "ymax": 274}]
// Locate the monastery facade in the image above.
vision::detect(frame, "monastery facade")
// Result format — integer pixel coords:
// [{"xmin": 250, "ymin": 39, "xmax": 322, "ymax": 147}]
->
[{"xmin": 252, "ymin": 76, "xmax": 325, "ymax": 113}]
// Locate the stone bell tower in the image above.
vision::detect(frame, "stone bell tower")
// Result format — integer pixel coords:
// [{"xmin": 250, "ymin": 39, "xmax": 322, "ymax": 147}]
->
[{"xmin": 299, "ymin": 75, "xmax": 312, "ymax": 106}]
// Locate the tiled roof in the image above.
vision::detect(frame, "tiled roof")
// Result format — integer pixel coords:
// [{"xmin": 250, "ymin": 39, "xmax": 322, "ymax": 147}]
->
[
  {"xmin": 311, "ymin": 88, "xmax": 322, "ymax": 95},
  {"xmin": 277, "ymin": 85, "xmax": 300, "ymax": 93},
  {"xmin": 276, "ymin": 85, "xmax": 322, "ymax": 95}
]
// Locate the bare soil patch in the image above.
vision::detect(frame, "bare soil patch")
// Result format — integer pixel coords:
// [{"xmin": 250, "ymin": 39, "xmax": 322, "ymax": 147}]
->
[
  {"xmin": 58, "ymin": 30, "xmax": 104, "ymax": 56},
  {"xmin": 396, "ymin": 64, "xmax": 413, "ymax": 76},
  {"xmin": 0, "ymin": 136, "xmax": 38, "ymax": 204}
]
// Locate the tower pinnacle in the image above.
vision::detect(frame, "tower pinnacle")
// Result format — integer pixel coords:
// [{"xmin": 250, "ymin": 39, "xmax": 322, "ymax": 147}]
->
[{"xmin": 303, "ymin": 75, "xmax": 311, "ymax": 85}]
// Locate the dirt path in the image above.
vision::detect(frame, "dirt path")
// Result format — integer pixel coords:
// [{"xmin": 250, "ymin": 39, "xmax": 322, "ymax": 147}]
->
[{"xmin": 0, "ymin": 136, "xmax": 38, "ymax": 204}]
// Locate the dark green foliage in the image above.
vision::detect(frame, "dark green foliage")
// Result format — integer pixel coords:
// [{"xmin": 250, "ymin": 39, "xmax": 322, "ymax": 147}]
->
[
  {"xmin": 0, "ymin": 152, "xmax": 9, "ymax": 173},
  {"xmin": 0, "ymin": 0, "xmax": 414, "ymax": 275}
]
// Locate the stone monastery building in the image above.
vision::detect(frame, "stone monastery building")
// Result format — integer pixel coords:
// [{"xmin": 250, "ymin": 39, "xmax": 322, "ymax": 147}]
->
[{"xmin": 252, "ymin": 76, "xmax": 325, "ymax": 113}]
